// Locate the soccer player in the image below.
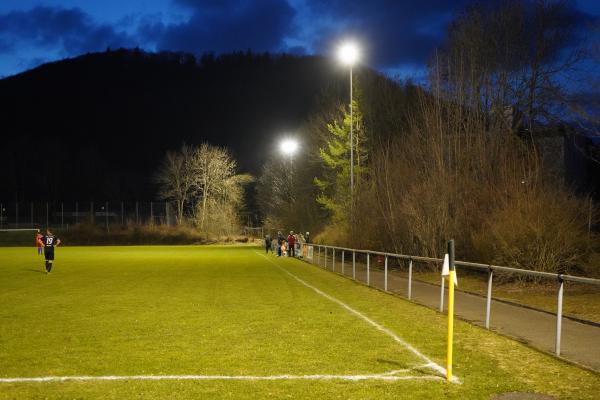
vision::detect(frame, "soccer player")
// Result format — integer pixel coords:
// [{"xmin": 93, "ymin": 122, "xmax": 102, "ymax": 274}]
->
[
  {"xmin": 35, "ymin": 229, "xmax": 43, "ymax": 256},
  {"xmin": 41, "ymin": 228, "xmax": 61, "ymax": 273}
]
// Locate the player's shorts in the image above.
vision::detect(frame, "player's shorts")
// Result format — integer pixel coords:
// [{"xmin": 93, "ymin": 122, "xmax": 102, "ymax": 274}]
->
[{"xmin": 44, "ymin": 248, "xmax": 55, "ymax": 260}]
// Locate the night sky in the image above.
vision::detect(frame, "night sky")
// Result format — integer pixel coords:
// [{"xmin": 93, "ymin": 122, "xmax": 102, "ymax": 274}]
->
[{"xmin": 1, "ymin": 0, "xmax": 598, "ymax": 80}]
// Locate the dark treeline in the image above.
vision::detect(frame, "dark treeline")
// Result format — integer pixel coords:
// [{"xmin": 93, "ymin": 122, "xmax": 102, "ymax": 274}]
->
[{"xmin": 0, "ymin": 49, "xmax": 349, "ymax": 202}]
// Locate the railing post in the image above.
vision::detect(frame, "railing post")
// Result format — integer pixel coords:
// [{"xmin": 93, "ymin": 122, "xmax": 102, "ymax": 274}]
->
[
  {"xmin": 352, "ymin": 251, "xmax": 356, "ymax": 280},
  {"xmin": 556, "ymin": 276, "xmax": 564, "ymax": 356},
  {"xmin": 384, "ymin": 255, "xmax": 388, "ymax": 291},
  {"xmin": 317, "ymin": 246, "xmax": 321, "ymax": 266},
  {"xmin": 332, "ymin": 248, "xmax": 336, "ymax": 272},
  {"xmin": 408, "ymin": 259, "xmax": 413, "ymax": 300},
  {"xmin": 324, "ymin": 247, "xmax": 327, "ymax": 269},
  {"xmin": 341, "ymin": 250, "xmax": 345, "ymax": 275},
  {"xmin": 440, "ymin": 275, "xmax": 445, "ymax": 312},
  {"xmin": 367, "ymin": 253, "xmax": 370, "ymax": 286},
  {"xmin": 485, "ymin": 269, "xmax": 493, "ymax": 329}
]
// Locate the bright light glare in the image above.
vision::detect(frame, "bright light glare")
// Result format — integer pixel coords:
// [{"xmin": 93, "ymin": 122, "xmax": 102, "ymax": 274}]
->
[
  {"xmin": 338, "ymin": 42, "xmax": 359, "ymax": 66},
  {"xmin": 280, "ymin": 138, "xmax": 299, "ymax": 156}
]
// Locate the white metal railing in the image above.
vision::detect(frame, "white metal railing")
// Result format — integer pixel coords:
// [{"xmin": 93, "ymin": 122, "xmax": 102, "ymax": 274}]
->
[{"xmin": 305, "ymin": 243, "xmax": 600, "ymax": 357}]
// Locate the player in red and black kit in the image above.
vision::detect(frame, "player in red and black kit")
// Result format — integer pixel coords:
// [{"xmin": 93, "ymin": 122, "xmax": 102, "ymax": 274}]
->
[
  {"xmin": 41, "ymin": 228, "xmax": 61, "ymax": 273},
  {"xmin": 35, "ymin": 230, "xmax": 43, "ymax": 255}
]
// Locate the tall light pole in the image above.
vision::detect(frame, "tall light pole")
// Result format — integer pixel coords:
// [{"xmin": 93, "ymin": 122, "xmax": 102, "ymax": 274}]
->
[{"xmin": 338, "ymin": 42, "xmax": 359, "ymax": 198}]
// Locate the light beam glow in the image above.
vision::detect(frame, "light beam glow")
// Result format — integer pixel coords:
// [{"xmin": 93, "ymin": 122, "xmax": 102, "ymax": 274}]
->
[
  {"xmin": 280, "ymin": 138, "xmax": 299, "ymax": 156},
  {"xmin": 338, "ymin": 42, "xmax": 360, "ymax": 66}
]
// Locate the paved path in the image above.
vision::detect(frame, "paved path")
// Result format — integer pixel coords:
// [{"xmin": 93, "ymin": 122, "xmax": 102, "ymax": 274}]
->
[{"xmin": 308, "ymin": 255, "xmax": 600, "ymax": 371}]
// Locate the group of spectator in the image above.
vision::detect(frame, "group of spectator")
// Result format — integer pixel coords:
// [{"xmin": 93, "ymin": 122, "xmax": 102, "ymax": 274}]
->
[{"xmin": 264, "ymin": 230, "xmax": 310, "ymax": 257}]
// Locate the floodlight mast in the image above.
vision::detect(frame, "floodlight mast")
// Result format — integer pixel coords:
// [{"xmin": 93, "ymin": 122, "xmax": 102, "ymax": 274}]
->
[{"xmin": 337, "ymin": 41, "xmax": 359, "ymax": 208}]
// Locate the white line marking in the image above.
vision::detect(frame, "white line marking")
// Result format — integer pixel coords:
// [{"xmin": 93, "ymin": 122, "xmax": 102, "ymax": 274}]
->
[
  {"xmin": 257, "ymin": 252, "xmax": 460, "ymax": 384},
  {"xmin": 0, "ymin": 372, "xmax": 443, "ymax": 383}
]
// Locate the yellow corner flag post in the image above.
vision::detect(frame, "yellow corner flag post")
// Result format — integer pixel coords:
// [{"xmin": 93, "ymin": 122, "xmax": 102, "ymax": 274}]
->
[{"xmin": 445, "ymin": 239, "xmax": 456, "ymax": 382}]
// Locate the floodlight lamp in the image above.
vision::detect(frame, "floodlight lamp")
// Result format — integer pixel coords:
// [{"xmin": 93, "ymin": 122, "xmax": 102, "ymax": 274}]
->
[
  {"xmin": 338, "ymin": 42, "xmax": 359, "ymax": 66},
  {"xmin": 280, "ymin": 138, "xmax": 299, "ymax": 156}
]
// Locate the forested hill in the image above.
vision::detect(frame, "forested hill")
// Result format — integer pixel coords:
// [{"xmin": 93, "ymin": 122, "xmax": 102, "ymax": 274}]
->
[{"xmin": 0, "ymin": 49, "xmax": 347, "ymax": 201}]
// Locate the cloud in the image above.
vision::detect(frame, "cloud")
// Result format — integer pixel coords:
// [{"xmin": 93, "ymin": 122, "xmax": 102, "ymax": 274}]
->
[
  {"xmin": 0, "ymin": 0, "xmax": 596, "ymax": 78},
  {"xmin": 301, "ymin": 0, "xmax": 474, "ymax": 68},
  {"xmin": 0, "ymin": 6, "xmax": 134, "ymax": 55},
  {"xmin": 147, "ymin": 0, "xmax": 296, "ymax": 53}
]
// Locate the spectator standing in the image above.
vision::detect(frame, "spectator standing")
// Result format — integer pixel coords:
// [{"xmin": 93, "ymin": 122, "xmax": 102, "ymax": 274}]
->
[
  {"xmin": 277, "ymin": 231, "xmax": 284, "ymax": 257},
  {"xmin": 287, "ymin": 231, "xmax": 296, "ymax": 257},
  {"xmin": 264, "ymin": 234, "xmax": 272, "ymax": 254}
]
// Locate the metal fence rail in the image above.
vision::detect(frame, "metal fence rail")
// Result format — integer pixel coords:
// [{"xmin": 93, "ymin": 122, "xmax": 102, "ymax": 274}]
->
[
  {"xmin": 0, "ymin": 201, "xmax": 177, "ymax": 229},
  {"xmin": 306, "ymin": 243, "xmax": 600, "ymax": 357}
]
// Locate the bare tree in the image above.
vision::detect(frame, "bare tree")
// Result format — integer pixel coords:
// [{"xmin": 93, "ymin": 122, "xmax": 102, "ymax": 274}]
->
[
  {"xmin": 155, "ymin": 144, "xmax": 195, "ymax": 224},
  {"xmin": 189, "ymin": 143, "xmax": 254, "ymax": 234},
  {"xmin": 190, "ymin": 144, "xmax": 233, "ymax": 230},
  {"xmin": 440, "ymin": 0, "xmax": 585, "ymax": 131},
  {"xmin": 156, "ymin": 143, "xmax": 253, "ymax": 233}
]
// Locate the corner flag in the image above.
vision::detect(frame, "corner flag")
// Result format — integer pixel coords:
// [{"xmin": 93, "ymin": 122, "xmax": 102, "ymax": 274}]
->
[
  {"xmin": 441, "ymin": 253, "xmax": 458, "ymax": 286},
  {"xmin": 444, "ymin": 240, "xmax": 457, "ymax": 382}
]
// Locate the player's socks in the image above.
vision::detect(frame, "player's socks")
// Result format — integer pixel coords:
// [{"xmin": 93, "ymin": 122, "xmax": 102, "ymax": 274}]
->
[{"xmin": 47, "ymin": 261, "xmax": 53, "ymax": 273}]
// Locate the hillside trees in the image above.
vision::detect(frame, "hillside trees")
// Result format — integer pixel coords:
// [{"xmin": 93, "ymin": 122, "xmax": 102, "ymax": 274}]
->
[{"xmin": 0, "ymin": 49, "xmax": 344, "ymax": 201}]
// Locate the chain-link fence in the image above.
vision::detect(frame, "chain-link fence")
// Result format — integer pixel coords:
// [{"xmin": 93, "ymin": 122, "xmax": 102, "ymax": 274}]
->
[{"xmin": 0, "ymin": 201, "xmax": 178, "ymax": 230}]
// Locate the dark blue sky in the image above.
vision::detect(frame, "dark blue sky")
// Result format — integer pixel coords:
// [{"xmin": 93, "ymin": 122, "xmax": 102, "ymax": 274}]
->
[{"xmin": 0, "ymin": 0, "xmax": 599, "ymax": 78}]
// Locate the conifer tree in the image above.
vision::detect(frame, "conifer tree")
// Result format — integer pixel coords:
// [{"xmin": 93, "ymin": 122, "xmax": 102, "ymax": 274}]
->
[{"xmin": 314, "ymin": 96, "xmax": 367, "ymax": 226}]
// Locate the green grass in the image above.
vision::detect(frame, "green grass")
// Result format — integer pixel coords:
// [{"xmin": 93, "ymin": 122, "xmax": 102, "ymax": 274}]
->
[{"xmin": 0, "ymin": 245, "xmax": 598, "ymax": 399}]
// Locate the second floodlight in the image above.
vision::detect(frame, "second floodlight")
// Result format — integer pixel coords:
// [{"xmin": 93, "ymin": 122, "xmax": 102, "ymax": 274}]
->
[
  {"xmin": 338, "ymin": 42, "xmax": 359, "ymax": 66},
  {"xmin": 280, "ymin": 138, "xmax": 299, "ymax": 156}
]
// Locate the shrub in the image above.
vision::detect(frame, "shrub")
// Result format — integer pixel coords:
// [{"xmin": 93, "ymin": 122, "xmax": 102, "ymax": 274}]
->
[{"xmin": 472, "ymin": 188, "xmax": 591, "ymax": 277}]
